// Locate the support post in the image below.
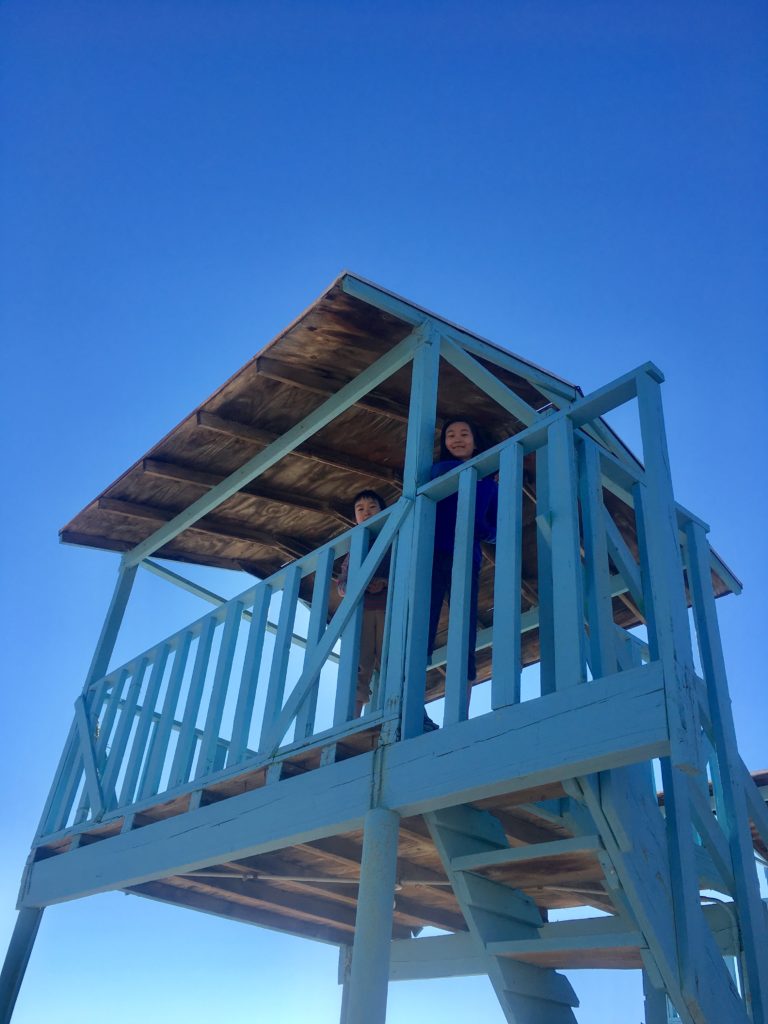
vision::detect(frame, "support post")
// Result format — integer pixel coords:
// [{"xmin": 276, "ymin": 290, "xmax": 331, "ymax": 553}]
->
[
  {"xmin": 0, "ymin": 907, "xmax": 43, "ymax": 1024},
  {"xmin": 84, "ymin": 563, "xmax": 138, "ymax": 688},
  {"xmin": 346, "ymin": 808, "xmax": 400, "ymax": 1024}
]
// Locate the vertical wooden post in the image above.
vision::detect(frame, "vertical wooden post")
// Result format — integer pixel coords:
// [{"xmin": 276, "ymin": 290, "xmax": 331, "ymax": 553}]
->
[
  {"xmin": 385, "ymin": 326, "xmax": 440, "ymax": 737},
  {"xmin": 548, "ymin": 416, "xmax": 586, "ymax": 688},
  {"xmin": 686, "ymin": 520, "xmax": 768, "ymax": 1023},
  {"xmin": 634, "ymin": 369, "xmax": 706, "ymax": 1005},
  {"xmin": 642, "ymin": 970, "xmax": 669, "ymax": 1024},
  {"xmin": 578, "ymin": 436, "xmax": 617, "ymax": 680},
  {"xmin": 492, "ymin": 441, "xmax": 523, "ymax": 708},
  {"xmin": 443, "ymin": 466, "xmax": 477, "ymax": 725},
  {"xmin": 0, "ymin": 907, "xmax": 43, "ymax": 1024},
  {"xmin": 535, "ymin": 445, "xmax": 556, "ymax": 695},
  {"xmin": 346, "ymin": 808, "xmax": 400, "ymax": 1024}
]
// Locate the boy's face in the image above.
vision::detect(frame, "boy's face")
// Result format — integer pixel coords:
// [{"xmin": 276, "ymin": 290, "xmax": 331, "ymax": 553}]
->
[{"xmin": 354, "ymin": 496, "xmax": 382, "ymax": 524}]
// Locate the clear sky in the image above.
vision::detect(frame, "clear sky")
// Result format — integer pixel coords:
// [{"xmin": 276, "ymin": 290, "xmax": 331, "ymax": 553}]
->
[{"xmin": 1, "ymin": 3, "xmax": 766, "ymax": 1022}]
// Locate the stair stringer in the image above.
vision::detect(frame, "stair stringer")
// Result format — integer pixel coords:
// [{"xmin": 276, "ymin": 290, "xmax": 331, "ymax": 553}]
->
[
  {"xmin": 566, "ymin": 765, "xmax": 750, "ymax": 1024},
  {"xmin": 425, "ymin": 805, "xmax": 579, "ymax": 1024}
]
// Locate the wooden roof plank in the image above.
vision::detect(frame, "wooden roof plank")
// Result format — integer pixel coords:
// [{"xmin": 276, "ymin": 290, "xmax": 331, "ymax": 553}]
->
[
  {"xmin": 197, "ymin": 411, "xmax": 401, "ymax": 485},
  {"xmin": 121, "ymin": 326, "xmax": 422, "ymax": 567}
]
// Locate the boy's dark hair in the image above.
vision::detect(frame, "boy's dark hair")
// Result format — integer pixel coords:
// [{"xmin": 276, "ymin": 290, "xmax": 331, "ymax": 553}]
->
[
  {"xmin": 439, "ymin": 417, "xmax": 486, "ymax": 460},
  {"xmin": 352, "ymin": 489, "xmax": 386, "ymax": 510}
]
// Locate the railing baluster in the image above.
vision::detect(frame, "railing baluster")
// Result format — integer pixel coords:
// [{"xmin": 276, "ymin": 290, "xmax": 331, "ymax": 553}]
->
[
  {"xmin": 227, "ymin": 585, "xmax": 272, "ymax": 766},
  {"xmin": 258, "ymin": 564, "xmax": 302, "ymax": 752},
  {"xmin": 295, "ymin": 547, "xmax": 334, "ymax": 739},
  {"xmin": 118, "ymin": 644, "xmax": 171, "ymax": 807},
  {"xmin": 168, "ymin": 618, "xmax": 217, "ymax": 787},
  {"xmin": 492, "ymin": 442, "xmax": 523, "ymax": 709},
  {"xmin": 334, "ymin": 527, "xmax": 368, "ymax": 726},
  {"xmin": 535, "ymin": 445, "xmax": 555, "ymax": 695},
  {"xmin": 139, "ymin": 632, "xmax": 192, "ymax": 800},
  {"xmin": 578, "ymin": 437, "xmax": 617, "ymax": 679},
  {"xmin": 548, "ymin": 416, "xmax": 586, "ymax": 689},
  {"xmin": 444, "ymin": 466, "xmax": 477, "ymax": 726},
  {"xmin": 195, "ymin": 601, "xmax": 244, "ymax": 779},
  {"xmin": 100, "ymin": 658, "xmax": 150, "ymax": 811}
]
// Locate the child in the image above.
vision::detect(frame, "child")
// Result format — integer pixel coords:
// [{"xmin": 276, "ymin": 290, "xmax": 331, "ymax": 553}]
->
[
  {"xmin": 425, "ymin": 418, "xmax": 497, "ymax": 725},
  {"xmin": 337, "ymin": 490, "xmax": 390, "ymax": 716}
]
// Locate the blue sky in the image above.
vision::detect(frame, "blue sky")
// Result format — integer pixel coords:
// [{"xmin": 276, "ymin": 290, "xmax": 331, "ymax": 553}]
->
[{"xmin": 1, "ymin": 2, "xmax": 766, "ymax": 1021}]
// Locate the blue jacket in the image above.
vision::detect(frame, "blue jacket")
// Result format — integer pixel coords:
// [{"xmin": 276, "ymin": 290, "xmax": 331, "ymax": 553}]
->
[{"xmin": 430, "ymin": 459, "xmax": 498, "ymax": 568}]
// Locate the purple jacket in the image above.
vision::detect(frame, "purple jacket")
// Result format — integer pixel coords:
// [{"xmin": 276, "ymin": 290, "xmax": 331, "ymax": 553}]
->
[{"xmin": 431, "ymin": 459, "xmax": 498, "ymax": 568}]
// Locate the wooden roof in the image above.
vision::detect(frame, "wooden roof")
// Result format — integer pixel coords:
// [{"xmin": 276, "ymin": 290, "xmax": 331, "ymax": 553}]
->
[{"xmin": 60, "ymin": 272, "xmax": 735, "ymax": 682}]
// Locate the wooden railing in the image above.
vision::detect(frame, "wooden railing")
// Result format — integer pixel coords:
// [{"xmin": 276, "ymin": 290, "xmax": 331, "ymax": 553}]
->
[{"xmin": 36, "ymin": 364, "xmax": 725, "ymax": 842}]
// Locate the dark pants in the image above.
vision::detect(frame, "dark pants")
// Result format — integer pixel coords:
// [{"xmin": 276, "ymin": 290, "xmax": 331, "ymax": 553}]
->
[{"xmin": 426, "ymin": 550, "xmax": 480, "ymax": 682}]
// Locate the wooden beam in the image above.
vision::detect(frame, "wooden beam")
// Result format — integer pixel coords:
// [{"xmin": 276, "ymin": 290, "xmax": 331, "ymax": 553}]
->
[
  {"xmin": 255, "ymin": 356, "xmax": 409, "ymax": 423},
  {"xmin": 98, "ymin": 497, "xmax": 308, "ymax": 563},
  {"xmin": 197, "ymin": 411, "xmax": 401, "ymax": 486},
  {"xmin": 142, "ymin": 458, "xmax": 353, "ymax": 527}
]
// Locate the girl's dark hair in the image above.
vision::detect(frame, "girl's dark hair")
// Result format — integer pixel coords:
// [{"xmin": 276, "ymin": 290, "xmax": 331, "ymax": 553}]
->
[
  {"xmin": 352, "ymin": 489, "xmax": 386, "ymax": 510},
  {"xmin": 439, "ymin": 417, "xmax": 486, "ymax": 460}
]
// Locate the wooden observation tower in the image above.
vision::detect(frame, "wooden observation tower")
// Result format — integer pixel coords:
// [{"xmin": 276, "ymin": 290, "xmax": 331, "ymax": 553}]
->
[{"xmin": 2, "ymin": 274, "xmax": 767, "ymax": 1023}]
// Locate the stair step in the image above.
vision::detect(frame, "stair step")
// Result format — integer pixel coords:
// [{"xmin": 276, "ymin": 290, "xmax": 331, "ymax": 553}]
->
[
  {"xmin": 496, "ymin": 957, "xmax": 578, "ymax": 1006},
  {"xmin": 429, "ymin": 805, "xmax": 508, "ymax": 853},
  {"xmin": 451, "ymin": 835, "xmax": 603, "ymax": 873},
  {"xmin": 502, "ymin": 992, "xmax": 579, "ymax": 1024},
  {"xmin": 459, "ymin": 874, "xmax": 543, "ymax": 926}
]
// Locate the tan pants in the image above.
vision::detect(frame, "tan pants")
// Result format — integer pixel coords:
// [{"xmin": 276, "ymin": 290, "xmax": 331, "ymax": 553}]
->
[{"xmin": 356, "ymin": 607, "xmax": 385, "ymax": 713}]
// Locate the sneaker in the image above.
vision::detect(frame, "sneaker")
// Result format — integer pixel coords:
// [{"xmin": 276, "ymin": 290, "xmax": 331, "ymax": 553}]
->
[{"xmin": 423, "ymin": 714, "xmax": 440, "ymax": 732}]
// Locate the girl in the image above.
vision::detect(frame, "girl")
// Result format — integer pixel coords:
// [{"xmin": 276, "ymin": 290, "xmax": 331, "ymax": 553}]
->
[{"xmin": 425, "ymin": 417, "xmax": 497, "ymax": 723}]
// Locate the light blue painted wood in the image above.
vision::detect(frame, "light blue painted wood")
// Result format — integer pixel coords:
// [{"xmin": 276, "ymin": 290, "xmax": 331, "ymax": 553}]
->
[
  {"xmin": 196, "ymin": 600, "xmax": 244, "ymax": 779},
  {"xmin": 334, "ymin": 527, "xmax": 368, "ymax": 725},
  {"xmin": 388, "ymin": 932, "xmax": 487, "ymax": 981},
  {"xmin": 634, "ymin": 371, "xmax": 706, "ymax": 1000},
  {"xmin": 548, "ymin": 416, "xmax": 586, "ymax": 689},
  {"xmin": 399, "ymin": 496, "xmax": 436, "ymax": 739},
  {"xmin": 686, "ymin": 520, "xmax": 768, "ymax": 1023},
  {"xmin": 444, "ymin": 467, "xmax": 476, "ymax": 725},
  {"xmin": 577, "ymin": 436, "xmax": 617, "ymax": 679},
  {"xmin": 0, "ymin": 907, "xmax": 43, "ymax": 1024},
  {"xmin": 295, "ymin": 546, "xmax": 334, "ymax": 739},
  {"xmin": 492, "ymin": 442, "xmax": 523, "ymax": 708},
  {"xmin": 74, "ymin": 695, "xmax": 105, "ymax": 821},
  {"xmin": 119, "ymin": 644, "xmax": 171, "ymax": 806},
  {"xmin": 536, "ymin": 446, "xmax": 555, "ymax": 695},
  {"xmin": 440, "ymin": 336, "xmax": 539, "ymax": 426},
  {"xmin": 139, "ymin": 632, "xmax": 192, "ymax": 798},
  {"xmin": 258, "ymin": 564, "xmax": 302, "ymax": 752},
  {"xmin": 100, "ymin": 658, "xmax": 150, "ymax": 811},
  {"xmin": 168, "ymin": 617, "xmax": 217, "ymax": 787},
  {"xmin": 426, "ymin": 804, "xmax": 578, "ymax": 1022},
  {"xmin": 73, "ymin": 668, "xmax": 130, "ymax": 825},
  {"xmin": 264, "ymin": 501, "xmax": 409, "ymax": 752},
  {"xmin": 122, "ymin": 327, "xmax": 423, "ymax": 568},
  {"xmin": 226, "ymin": 584, "xmax": 272, "ymax": 766},
  {"xmin": 83, "ymin": 564, "xmax": 138, "ymax": 687},
  {"xmin": 603, "ymin": 507, "xmax": 644, "ymax": 611},
  {"xmin": 346, "ymin": 808, "xmax": 400, "ymax": 1024},
  {"xmin": 401, "ymin": 327, "xmax": 440, "ymax": 499},
  {"xmin": 35, "ymin": 721, "xmax": 79, "ymax": 838}
]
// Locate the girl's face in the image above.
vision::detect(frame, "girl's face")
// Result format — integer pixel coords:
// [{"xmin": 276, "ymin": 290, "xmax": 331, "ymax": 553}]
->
[{"xmin": 444, "ymin": 421, "xmax": 476, "ymax": 460}]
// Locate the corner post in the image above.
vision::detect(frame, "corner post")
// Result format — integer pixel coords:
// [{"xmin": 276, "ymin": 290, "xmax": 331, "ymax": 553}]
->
[
  {"xmin": 0, "ymin": 907, "xmax": 43, "ymax": 1024},
  {"xmin": 85, "ymin": 562, "xmax": 139, "ymax": 690},
  {"xmin": 384, "ymin": 324, "xmax": 441, "ymax": 737},
  {"xmin": 345, "ymin": 808, "xmax": 400, "ymax": 1024}
]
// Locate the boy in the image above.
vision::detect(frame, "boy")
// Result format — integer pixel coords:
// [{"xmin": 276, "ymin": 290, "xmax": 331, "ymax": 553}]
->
[{"xmin": 337, "ymin": 490, "xmax": 389, "ymax": 716}]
